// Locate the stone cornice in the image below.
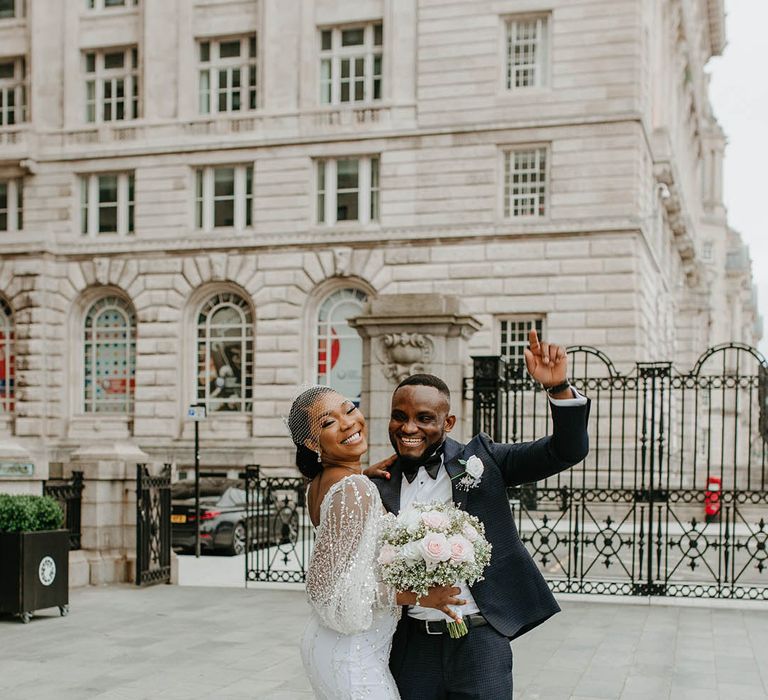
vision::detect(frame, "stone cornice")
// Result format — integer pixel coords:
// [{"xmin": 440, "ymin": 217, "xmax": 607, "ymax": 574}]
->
[
  {"xmin": 0, "ymin": 219, "xmax": 650, "ymax": 259},
  {"xmin": 705, "ymin": 0, "xmax": 726, "ymax": 58}
]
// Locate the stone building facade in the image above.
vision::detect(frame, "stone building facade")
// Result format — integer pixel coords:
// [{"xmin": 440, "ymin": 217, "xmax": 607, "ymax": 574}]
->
[{"xmin": 0, "ymin": 0, "xmax": 761, "ymax": 486}]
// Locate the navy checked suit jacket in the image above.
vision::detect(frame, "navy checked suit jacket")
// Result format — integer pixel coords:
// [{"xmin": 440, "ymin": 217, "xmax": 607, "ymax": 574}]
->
[{"xmin": 375, "ymin": 399, "xmax": 590, "ymax": 642}]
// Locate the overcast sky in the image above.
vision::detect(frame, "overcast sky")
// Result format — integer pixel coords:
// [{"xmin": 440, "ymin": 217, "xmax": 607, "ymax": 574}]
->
[{"xmin": 708, "ymin": 0, "xmax": 767, "ymax": 356}]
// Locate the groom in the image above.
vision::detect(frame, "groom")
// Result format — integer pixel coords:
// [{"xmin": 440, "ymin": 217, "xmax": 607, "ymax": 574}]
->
[{"xmin": 368, "ymin": 330, "xmax": 590, "ymax": 699}]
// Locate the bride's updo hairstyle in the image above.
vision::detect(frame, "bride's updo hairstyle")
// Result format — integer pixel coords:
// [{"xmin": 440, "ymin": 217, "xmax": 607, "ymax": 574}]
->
[{"xmin": 287, "ymin": 385, "xmax": 336, "ymax": 479}]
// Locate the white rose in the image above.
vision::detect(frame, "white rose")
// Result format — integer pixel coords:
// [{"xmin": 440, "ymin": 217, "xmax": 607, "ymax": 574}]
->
[
  {"xmin": 461, "ymin": 523, "xmax": 479, "ymax": 543},
  {"xmin": 465, "ymin": 455, "xmax": 484, "ymax": 481},
  {"xmin": 400, "ymin": 507, "xmax": 423, "ymax": 533},
  {"xmin": 400, "ymin": 541, "xmax": 422, "ymax": 563},
  {"xmin": 447, "ymin": 535, "xmax": 475, "ymax": 564},
  {"xmin": 421, "ymin": 510, "xmax": 450, "ymax": 531},
  {"xmin": 377, "ymin": 544, "xmax": 398, "ymax": 566},
  {"xmin": 418, "ymin": 532, "xmax": 452, "ymax": 566}
]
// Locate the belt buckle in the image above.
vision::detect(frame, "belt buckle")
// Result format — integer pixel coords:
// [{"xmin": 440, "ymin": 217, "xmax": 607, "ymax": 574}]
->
[{"xmin": 425, "ymin": 620, "xmax": 443, "ymax": 635}]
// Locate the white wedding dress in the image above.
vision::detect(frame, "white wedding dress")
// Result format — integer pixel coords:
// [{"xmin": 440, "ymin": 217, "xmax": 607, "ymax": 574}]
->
[{"xmin": 300, "ymin": 474, "xmax": 401, "ymax": 699}]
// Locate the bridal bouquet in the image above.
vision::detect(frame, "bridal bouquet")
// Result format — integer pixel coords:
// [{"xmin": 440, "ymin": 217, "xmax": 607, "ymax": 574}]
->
[{"xmin": 377, "ymin": 501, "xmax": 492, "ymax": 638}]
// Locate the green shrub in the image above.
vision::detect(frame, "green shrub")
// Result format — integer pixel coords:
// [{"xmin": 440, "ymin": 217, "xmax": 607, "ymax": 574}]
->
[{"xmin": 0, "ymin": 494, "xmax": 64, "ymax": 533}]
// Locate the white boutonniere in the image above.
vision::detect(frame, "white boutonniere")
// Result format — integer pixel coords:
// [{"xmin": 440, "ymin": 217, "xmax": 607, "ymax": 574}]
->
[{"xmin": 451, "ymin": 455, "xmax": 484, "ymax": 491}]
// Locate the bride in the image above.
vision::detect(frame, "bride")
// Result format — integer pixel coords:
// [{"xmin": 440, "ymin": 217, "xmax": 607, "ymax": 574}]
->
[{"xmin": 288, "ymin": 386, "xmax": 464, "ymax": 700}]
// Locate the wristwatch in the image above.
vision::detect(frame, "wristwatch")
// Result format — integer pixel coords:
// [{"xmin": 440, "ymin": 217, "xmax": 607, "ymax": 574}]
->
[{"xmin": 545, "ymin": 380, "xmax": 572, "ymax": 396}]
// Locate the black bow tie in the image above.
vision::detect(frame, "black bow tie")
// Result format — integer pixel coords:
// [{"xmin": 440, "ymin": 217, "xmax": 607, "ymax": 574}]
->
[{"xmin": 402, "ymin": 449, "xmax": 443, "ymax": 484}]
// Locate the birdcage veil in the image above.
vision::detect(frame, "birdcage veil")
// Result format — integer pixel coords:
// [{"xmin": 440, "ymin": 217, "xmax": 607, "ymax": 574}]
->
[{"xmin": 284, "ymin": 383, "xmax": 338, "ymax": 449}]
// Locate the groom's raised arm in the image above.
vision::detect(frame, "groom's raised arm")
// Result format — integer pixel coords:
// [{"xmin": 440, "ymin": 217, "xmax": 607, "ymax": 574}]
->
[{"xmin": 481, "ymin": 397, "xmax": 590, "ymax": 487}]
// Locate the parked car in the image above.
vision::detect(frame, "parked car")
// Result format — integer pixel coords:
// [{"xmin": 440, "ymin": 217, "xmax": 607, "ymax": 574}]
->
[{"xmin": 171, "ymin": 478, "xmax": 297, "ymax": 556}]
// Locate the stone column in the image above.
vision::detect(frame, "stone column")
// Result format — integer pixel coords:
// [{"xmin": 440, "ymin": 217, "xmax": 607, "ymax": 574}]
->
[
  {"xmin": 349, "ymin": 294, "xmax": 481, "ymax": 461},
  {"xmin": 67, "ymin": 442, "xmax": 150, "ymax": 586}
]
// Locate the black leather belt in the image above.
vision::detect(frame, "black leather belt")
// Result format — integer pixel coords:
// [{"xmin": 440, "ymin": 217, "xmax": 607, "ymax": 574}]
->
[{"xmin": 408, "ymin": 613, "xmax": 489, "ymax": 635}]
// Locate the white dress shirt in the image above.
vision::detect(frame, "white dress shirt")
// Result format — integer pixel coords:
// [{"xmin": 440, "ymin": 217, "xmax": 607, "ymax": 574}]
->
[{"xmin": 400, "ymin": 388, "xmax": 587, "ymax": 622}]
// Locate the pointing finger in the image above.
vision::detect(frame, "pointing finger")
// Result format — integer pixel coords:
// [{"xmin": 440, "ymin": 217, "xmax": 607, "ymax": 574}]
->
[{"xmin": 528, "ymin": 328, "xmax": 540, "ymax": 353}]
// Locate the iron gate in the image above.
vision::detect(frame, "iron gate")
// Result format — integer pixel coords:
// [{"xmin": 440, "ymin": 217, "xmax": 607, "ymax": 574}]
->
[
  {"xmin": 244, "ymin": 466, "xmax": 312, "ymax": 584},
  {"xmin": 470, "ymin": 342, "xmax": 768, "ymax": 599},
  {"xmin": 136, "ymin": 463, "xmax": 171, "ymax": 586},
  {"xmin": 43, "ymin": 471, "xmax": 85, "ymax": 550}
]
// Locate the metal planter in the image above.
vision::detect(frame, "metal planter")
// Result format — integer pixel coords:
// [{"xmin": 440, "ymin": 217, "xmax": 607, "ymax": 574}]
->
[{"xmin": 0, "ymin": 530, "xmax": 70, "ymax": 623}]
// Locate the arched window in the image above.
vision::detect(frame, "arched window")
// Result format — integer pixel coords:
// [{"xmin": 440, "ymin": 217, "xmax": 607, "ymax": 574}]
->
[
  {"xmin": 0, "ymin": 299, "xmax": 14, "ymax": 413},
  {"xmin": 83, "ymin": 296, "xmax": 136, "ymax": 413},
  {"xmin": 316, "ymin": 287, "xmax": 367, "ymax": 403},
  {"xmin": 197, "ymin": 292, "xmax": 253, "ymax": 412}
]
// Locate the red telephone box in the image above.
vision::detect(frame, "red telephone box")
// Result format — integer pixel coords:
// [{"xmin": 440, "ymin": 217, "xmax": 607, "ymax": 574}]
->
[{"xmin": 704, "ymin": 476, "xmax": 721, "ymax": 523}]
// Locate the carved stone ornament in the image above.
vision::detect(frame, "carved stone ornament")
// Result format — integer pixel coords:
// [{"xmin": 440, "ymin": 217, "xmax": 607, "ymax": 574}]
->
[{"xmin": 377, "ymin": 332, "xmax": 434, "ymax": 383}]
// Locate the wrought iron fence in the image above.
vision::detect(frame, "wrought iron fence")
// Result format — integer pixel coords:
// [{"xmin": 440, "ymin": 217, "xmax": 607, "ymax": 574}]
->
[
  {"xmin": 43, "ymin": 471, "xmax": 84, "ymax": 550},
  {"xmin": 469, "ymin": 342, "xmax": 768, "ymax": 599},
  {"xmin": 244, "ymin": 466, "xmax": 313, "ymax": 585},
  {"xmin": 136, "ymin": 464, "xmax": 171, "ymax": 587}
]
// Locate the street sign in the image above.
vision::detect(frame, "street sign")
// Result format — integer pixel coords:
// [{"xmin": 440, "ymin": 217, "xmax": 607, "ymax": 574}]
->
[{"xmin": 187, "ymin": 405, "xmax": 206, "ymax": 421}]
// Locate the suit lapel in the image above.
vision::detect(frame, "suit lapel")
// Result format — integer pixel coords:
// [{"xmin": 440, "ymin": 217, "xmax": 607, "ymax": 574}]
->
[
  {"xmin": 443, "ymin": 438, "xmax": 469, "ymax": 510},
  {"xmin": 377, "ymin": 460, "xmax": 402, "ymax": 514}
]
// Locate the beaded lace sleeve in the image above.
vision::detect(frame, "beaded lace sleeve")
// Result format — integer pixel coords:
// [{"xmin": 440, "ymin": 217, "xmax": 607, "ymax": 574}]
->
[{"xmin": 306, "ymin": 474, "xmax": 397, "ymax": 635}]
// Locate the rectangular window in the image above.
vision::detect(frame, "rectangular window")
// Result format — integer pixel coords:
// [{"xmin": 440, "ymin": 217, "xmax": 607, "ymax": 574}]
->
[
  {"xmin": 316, "ymin": 157, "xmax": 380, "ymax": 225},
  {"xmin": 504, "ymin": 147, "xmax": 547, "ymax": 218},
  {"xmin": 0, "ymin": 0, "xmax": 23, "ymax": 19},
  {"xmin": 80, "ymin": 173, "xmax": 135, "ymax": 236},
  {"xmin": 0, "ymin": 179, "xmax": 22, "ymax": 232},
  {"xmin": 84, "ymin": 47, "xmax": 139, "ymax": 123},
  {"xmin": 319, "ymin": 22, "xmax": 382, "ymax": 105},
  {"xmin": 198, "ymin": 35, "xmax": 258, "ymax": 115},
  {"xmin": 194, "ymin": 164, "xmax": 253, "ymax": 230},
  {"xmin": 0, "ymin": 57, "xmax": 26, "ymax": 125},
  {"xmin": 505, "ymin": 15, "xmax": 549, "ymax": 90},
  {"xmin": 86, "ymin": 0, "xmax": 137, "ymax": 8},
  {"xmin": 499, "ymin": 318, "xmax": 544, "ymax": 366}
]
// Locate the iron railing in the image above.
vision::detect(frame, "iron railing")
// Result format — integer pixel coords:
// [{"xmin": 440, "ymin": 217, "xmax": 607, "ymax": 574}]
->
[
  {"xmin": 43, "ymin": 471, "xmax": 84, "ymax": 550},
  {"xmin": 244, "ymin": 465, "xmax": 313, "ymax": 585},
  {"xmin": 136, "ymin": 464, "xmax": 171, "ymax": 586},
  {"xmin": 467, "ymin": 343, "xmax": 768, "ymax": 599}
]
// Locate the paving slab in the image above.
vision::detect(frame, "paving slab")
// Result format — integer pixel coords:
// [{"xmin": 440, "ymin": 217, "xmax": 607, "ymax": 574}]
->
[{"xmin": 1, "ymin": 585, "xmax": 768, "ymax": 699}]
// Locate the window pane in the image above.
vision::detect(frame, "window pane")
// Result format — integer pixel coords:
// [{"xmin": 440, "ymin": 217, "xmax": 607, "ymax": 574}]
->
[
  {"xmin": 0, "ymin": 62, "xmax": 13, "ymax": 79},
  {"xmin": 85, "ymin": 53, "xmax": 96, "ymax": 73},
  {"xmin": 0, "ymin": 183, "xmax": 6, "ymax": 210},
  {"xmin": 98, "ymin": 205, "xmax": 118, "ymax": 233},
  {"xmin": 248, "ymin": 35, "xmax": 257, "ymax": 58},
  {"xmin": 374, "ymin": 24, "xmax": 383, "ymax": 46},
  {"xmin": 336, "ymin": 192, "xmax": 358, "ymax": 221},
  {"xmin": 336, "ymin": 159, "xmax": 358, "ymax": 190},
  {"xmin": 200, "ymin": 42, "xmax": 210, "ymax": 62},
  {"xmin": 214, "ymin": 200, "xmax": 234, "ymax": 227},
  {"xmin": 321, "ymin": 30, "xmax": 332, "ymax": 51},
  {"xmin": 213, "ymin": 168, "xmax": 235, "ymax": 196},
  {"xmin": 105, "ymin": 0, "xmax": 127, "ymax": 6},
  {"xmin": 0, "ymin": 0, "xmax": 15, "ymax": 19},
  {"xmin": 98, "ymin": 175, "xmax": 119, "ymax": 203},
  {"xmin": 104, "ymin": 51, "xmax": 124, "ymax": 70},
  {"xmin": 341, "ymin": 28, "xmax": 364, "ymax": 46},
  {"xmin": 219, "ymin": 40, "xmax": 241, "ymax": 59}
]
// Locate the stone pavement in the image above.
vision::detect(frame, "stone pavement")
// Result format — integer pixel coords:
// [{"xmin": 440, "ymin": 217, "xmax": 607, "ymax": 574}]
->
[{"xmin": 1, "ymin": 585, "xmax": 768, "ymax": 700}]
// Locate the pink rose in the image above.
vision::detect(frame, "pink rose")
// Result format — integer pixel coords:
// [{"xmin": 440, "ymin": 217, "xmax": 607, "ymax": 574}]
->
[
  {"xmin": 461, "ymin": 523, "xmax": 479, "ymax": 543},
  {"xmin": 419, "ymin": 532, "xmax": 451, "ymax": 566},
  {"xmin": 421, "ymin": 510, "xmax": 450, "ymax": 531},
  {"xmin": 448, "ymin": 535, "xmax": 475, "ymax": 564},
  {"xmin": 377, "ymin": 544, "xmax": 398, "ymax": 566}
]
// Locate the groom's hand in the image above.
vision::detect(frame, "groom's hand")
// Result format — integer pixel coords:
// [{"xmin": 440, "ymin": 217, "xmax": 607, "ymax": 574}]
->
[
  {"xmin": 523, "ymin": 329, "xmax": 571, "ymax": 397},
  {"xmin": 398, "ymin": 586, "xmax": 467, "ymax": 624},
  {"xmin": 363, "ymin": 454, "xmax": 397, "ymax": 480}
]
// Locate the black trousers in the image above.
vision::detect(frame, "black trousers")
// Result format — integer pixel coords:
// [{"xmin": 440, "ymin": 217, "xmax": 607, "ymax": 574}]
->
[{"xmin": 391, "ymin": 617, "xmax": 514, "ymax": 700}]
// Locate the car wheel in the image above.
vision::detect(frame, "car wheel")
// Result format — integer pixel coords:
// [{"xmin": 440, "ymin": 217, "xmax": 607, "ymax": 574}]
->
[{"xmin": 227, "ymin": 522, "xmax": 247, "ymax": 556}]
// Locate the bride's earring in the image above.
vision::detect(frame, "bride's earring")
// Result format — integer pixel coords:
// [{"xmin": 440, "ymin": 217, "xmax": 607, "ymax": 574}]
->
[{"xmin": 316, "ymin": 450, "xmax": 322, "ymax": 463}]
